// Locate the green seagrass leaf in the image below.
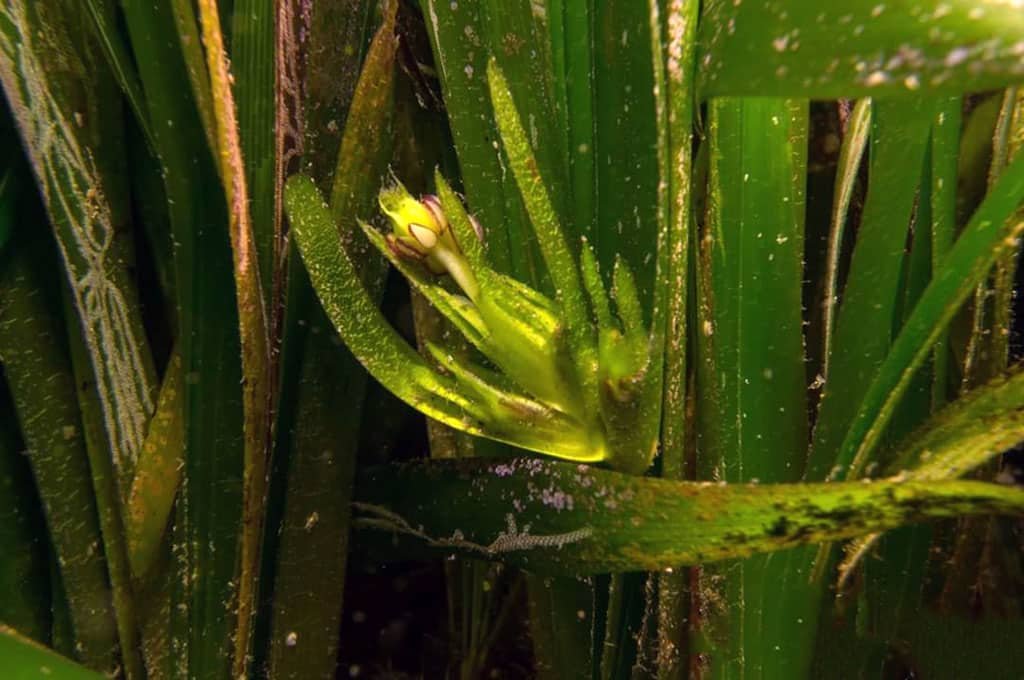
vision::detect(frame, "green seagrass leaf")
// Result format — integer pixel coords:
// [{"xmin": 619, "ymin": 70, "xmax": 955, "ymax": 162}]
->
[
  {"xmin": 698, "ymin": 0, "xmax": 1024, "ymax": 99},
  {"xmin": 353, "ymin": 457, "xmax": 1024, "ymax": 575}
]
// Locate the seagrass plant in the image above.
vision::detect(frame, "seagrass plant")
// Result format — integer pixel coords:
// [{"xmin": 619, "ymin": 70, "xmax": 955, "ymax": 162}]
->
[{"xmin": 3, "ymin": 0, "xmax": 1024, "ymax": 678}]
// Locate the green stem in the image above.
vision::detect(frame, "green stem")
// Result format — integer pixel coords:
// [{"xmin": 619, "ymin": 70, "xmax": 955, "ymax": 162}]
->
[{"xmin": 436, "ymin": 247, "xmax": 481, "ymax": 302}]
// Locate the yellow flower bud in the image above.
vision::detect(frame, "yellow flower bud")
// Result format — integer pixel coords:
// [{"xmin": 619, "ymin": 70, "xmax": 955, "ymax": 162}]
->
[
  {"xmin": 379, "ymin": 181, "xmax": 480, "ymax": 300},
  {"xmin": 380, "ymin": 182, "xmax": 455, "ymax": 272}
]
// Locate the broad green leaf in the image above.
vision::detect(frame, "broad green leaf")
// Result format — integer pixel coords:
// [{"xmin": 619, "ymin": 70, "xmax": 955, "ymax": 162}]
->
[
  {"xmin": 421, "ymin": 0, "xmax": 526, "ymax": 276},
  {"xmin": 698, "ymin": 0, "xmax": 1024, "ymax": 99},
  {"xmin": 353, "ymin": 457, "xmax": 1024, "ymax": 574},
  {"xmin": 697, "ymin": 97, "xmax": 809, "ymax": 484},
  {"xmin": 62, "ymin": 290, "xmax": 144, "ymax": 679},
  {"xmin": 0, "ymin": 0, "xmax": 157, "ymax": 492},
  {"xmin": 556, "ymin": 0, "xmax": 597, "ymax": 244},
  {"xmin": 266, "ymin": 9, "xmax": 396, "ymax": 674},
  {"xmin": 1, "ymin": 30, "xmax": 147, "ymax": 670},
  {"xmin": 0, "ymin": 235, "xmax": 117, "ymax": 672},
  {"xmin": 301, "ymin": 0, "xmax": 374, "ymax": 190},
  {"xmin": 694, "ymin": 97, "xmax": 810, "ymax": 679},
  {"xmin": 0, "ymin": 381, "xmax": 49, "ymax": 642},
  {"xmin": 593, "ymin": 0, "xmax": 662, "ymax": 311},
  {"xmin": 0, "ymin": 115, "xmax": 49, "ymax": 644},
  {"xmin": 897, "ymin": 614, "xmax": 1024, "ymax": 680},
  {"xmin": 264, "ymin": 257, "xmax": 369, "ymax": 680},
  {"xmin": 328, "ymin": 0, "xmax": 397, "ymax": 289},
  {"xmin": 0, "ymin": 625, "xmax": 105, "ymax": 680},
  {"xmin": 524, "ymin": 573, "xmax": 591, "ymax": 680}
]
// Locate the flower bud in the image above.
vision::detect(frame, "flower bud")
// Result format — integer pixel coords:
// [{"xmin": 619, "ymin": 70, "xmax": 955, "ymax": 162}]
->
[
  {"xmin": 380, "ymin": 183, "xmax": 457, "ymax": 274},
  {"xmin": 379, "ymin": 181, "xmax": 480, "ymax": 300}
]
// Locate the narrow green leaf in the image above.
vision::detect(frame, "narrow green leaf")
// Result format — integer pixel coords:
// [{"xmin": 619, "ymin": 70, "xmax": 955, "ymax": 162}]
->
[
  {"xmin": 852, "ymin": 164, "xmax": 939, "ymax": 645},
  {"xmin": 957, "ymin": 95, "xmax": 1004, "ymax": 224},
  {"xmin": 580, "ymin": 238, "xmax": 614, "ymax": 331},
  {"xmin": 839, "ymin": 150, "xmax": 1024, "ymax": 481},
  {"xmin": 195, "ymin": 3, "xmax": 273, "ymax": 671},
  {"xmin": 611, "ymin": 257, "xmax": 644, "ymax": 341},
  {"xmin": 656, "ymin": 1, "xmax": 699, "ymax": 676},
  {"xmin": 930, "ymin": 97, "xmax": 962, "ymax": 410},
  {"xmin": 436, "ymin": 170, "xmax": 486, "ymax": 272},
  {"xmin": 0, "ymin": 625, "xmax": 105, "ymax": 680},
  {"xmin": 120, "ymin": 0, "xmax": 246, "ymax": 674},
  {"xmin": 126, "ymin": 350, "xmax": 184, "ymax": 581},
  {"xmin": 658, "ymin": 0, "xmax": 698, "ymax": 483},
  {"xmin": 169, "ymin": 0, "xmax": 219, "ymax": 158},
  {"xmin": 990, "ymin": 88, "xmax": 1020, "ymax": 187},
  {"xmin": 232, "ymin": 0, "xmax": 278, "ymax": 299},
  {"xmin": 82, "ymin": 0, "xmax": 157, "ymax": 153},
  {"xmin": 822, "ymin": 97, "xmax": 871, "ymax": 377},
  {"xmin": 807, "ymin": 98, "xmax": 936, "ymax": 482},
  {"xmin": 487, "ymin": 59, "xmax": 598, "ymax": 400},
  {"xmin": 360, "ymin": 221, "xmax": 488, "ymax": 350},
  {"xmin": 891, "ymin": 366, "xmax": 1024, "ymax": 482},
  {"xmin": 698, "ymin": 1, "xmax": 1024, "ymax": 99},
  {"xmin": 61, "ymin": 290, "xmax": 144, "ymax": 680},
  {"xmin": 965, "ymin": 87, "xmax": 1024, "ymax": 388},
  {"xmin": 353, "ymin": 457, "xmax": 1024, "ymax": 575},
  {"xmin": 286, "ymin": 175, "xmax": 477, "ymax": 423},
  {"xmin": 840, "ymin": 366, "xmax": 1024, "ymax": 581},
  {"xmin": 288, "ymin": 174, "xmax": 600, "ymax": 461}
]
